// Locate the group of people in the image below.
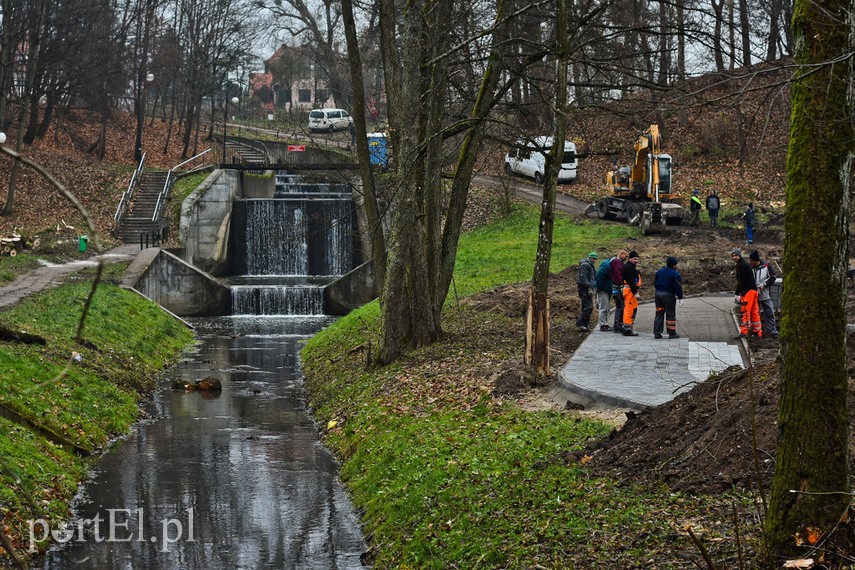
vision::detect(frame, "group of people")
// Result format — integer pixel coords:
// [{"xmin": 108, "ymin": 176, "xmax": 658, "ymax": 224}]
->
[
  {"xmin": 575, "ymin": 247, "xmax": 778, "ymax": 339},
  {"xmin": 576, "ymin": 249, "xmax": 682, "ymax": 339},
  {"xmin": 688, "ymin": 190, "xmax": 756, "ymax": 244},
  {"xmin": 731, "ymin": 248, "xmax": 778, "ymax": 338}
]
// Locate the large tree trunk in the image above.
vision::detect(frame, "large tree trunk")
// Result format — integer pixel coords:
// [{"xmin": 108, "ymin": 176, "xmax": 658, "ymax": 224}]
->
[
  {"xmin": 763, "ymin": 0, "xmax": 854, "ymax": 557},
  {"xmin": 377, "ymin": 0, "xmax": 442, "ymax": 364}
]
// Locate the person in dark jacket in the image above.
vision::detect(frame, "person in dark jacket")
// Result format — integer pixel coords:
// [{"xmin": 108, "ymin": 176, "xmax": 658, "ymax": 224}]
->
[
  {"xmin": 742, "ymin": 203, "xmax": 756, "ymax": 244},
  {"xmin": 610, "ymin": 250, "xmax": 629, "ymax": 333},
  {"xmin": 705, "ymin": 190, "xmax": 720, "ymax": 227},
  {"xmin": 732, "ymin": 248, "xmax": 761, "ymax": 337},
  {"xmin": 621, "ymin": 250, "xmax": 641, "ymax": 336},
  {"xmin": 575, "ymin": 252, "xmax": 598, "ymax": 332},
  {"xmin": 653, "ymin": 256, "xmax": 684, "ymax": 339}
]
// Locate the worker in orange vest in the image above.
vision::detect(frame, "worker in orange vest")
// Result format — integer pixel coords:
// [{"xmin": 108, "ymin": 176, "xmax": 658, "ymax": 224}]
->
[
  {"xmin": 622, "ymin": 250, "xmax": 641, "ymax": 336},
  {"xmin": 732, "ymin": 248, "xmax": 762, "ymax": 338}
]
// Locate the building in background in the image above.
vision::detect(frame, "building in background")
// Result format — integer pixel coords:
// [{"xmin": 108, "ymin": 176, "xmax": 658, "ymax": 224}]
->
[{"xmin": 254, "ymin": 45, "xmax": 337, "ymax": 113}]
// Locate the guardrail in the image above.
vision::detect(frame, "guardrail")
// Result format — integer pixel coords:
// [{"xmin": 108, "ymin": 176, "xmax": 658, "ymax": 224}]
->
[
  {"xmin": 113, "ymin": 153, "xmax": 146, "ymax": 237},
  {"xmin": 152, "ymin": 148, "xmax": 212, "ymax": 223}
]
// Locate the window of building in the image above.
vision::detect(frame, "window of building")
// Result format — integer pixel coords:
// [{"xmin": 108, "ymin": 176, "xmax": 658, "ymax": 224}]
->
[{"xmin": 298, "ymin": 89, "xmax": 312, "ymax": 103}]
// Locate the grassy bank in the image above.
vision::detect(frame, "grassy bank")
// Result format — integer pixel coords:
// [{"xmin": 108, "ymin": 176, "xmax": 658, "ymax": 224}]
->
[
  {"xmin": 0, "ymin": 277, "xmax": 194, "ymax": 563},
  {"xmin": 302, "ymin": 207, "xmax": 758, "ymax": 567},
  {"xmin": 0, "ymin": 253, "xmax": 40, "ymax": 284}
]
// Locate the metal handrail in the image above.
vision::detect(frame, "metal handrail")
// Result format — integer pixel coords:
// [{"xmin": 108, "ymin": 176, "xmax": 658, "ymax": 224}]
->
[
  {"xmin": 152, "ymin": 148, "xmax": 212, "ymax": 223},
  {"xmin": 113, "ymin": 153, "xmax": 146, "ymax": 237}
]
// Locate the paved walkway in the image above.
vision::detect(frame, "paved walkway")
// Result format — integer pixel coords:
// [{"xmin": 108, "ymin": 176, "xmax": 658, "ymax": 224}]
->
[
  {"xmin": 0, "ymin": 244, "xmax": 140, "ymax": 309},
  {"xmin": 559, "ymin": 294, "xmax": 745, "ymax": 410}
]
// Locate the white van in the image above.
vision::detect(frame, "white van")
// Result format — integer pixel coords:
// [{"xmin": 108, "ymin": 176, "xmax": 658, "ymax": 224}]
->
[
  {"xmin": 308, "ymin": 109, "xmax": 354, "ymax": 132},
  {"xmin": 504, "ymin": 137, "xmax": 578, "ymax": 183}
]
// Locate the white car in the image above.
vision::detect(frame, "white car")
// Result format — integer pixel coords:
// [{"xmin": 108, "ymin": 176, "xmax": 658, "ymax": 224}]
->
[
  {"xmin": 504, "ymin": 137, "xmax": 578, "ymax": 183},
  {"xmin": 308, "ymin": 108, "xmax": 354, "ymax": 132}
]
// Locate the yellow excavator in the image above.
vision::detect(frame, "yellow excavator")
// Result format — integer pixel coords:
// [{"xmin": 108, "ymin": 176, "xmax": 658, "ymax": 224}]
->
[{"xmin": 587, "ymin": 124, "xmax": 684, "ymax": 234}]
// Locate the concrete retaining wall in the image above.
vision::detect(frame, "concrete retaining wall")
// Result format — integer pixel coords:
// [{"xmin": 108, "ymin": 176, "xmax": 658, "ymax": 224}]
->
[
  {"xmin": 242, "ymin": 170, "xmax": 275, "ymax": 198},
  {"xmin": 179, "ymin": 169, "xmax": 237, "ymax": 276},
  {"xmin": 324, "ymin": 260, "xmax": 377, "ymax": 315},
  {"xmin": 123, "ymin": 248, "xmax": 230, "ymax": 316}
]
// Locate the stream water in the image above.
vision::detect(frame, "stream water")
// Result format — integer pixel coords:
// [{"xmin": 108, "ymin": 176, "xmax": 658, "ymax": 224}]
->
[
  {"xmin": 43, "ymin": 179, "xmax": 365, "ymax": 568},
  {"xmin": 42, "ymin": 316, "xmax": 366, "ymax": 569}
]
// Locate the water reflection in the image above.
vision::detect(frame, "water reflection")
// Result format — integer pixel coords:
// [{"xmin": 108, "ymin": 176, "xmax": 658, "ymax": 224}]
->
[{"xmin": 43, "ymin": 316, "xmax": 365, "ymax": 569}]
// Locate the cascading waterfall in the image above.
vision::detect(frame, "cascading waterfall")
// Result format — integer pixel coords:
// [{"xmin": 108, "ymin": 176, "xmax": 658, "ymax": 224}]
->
[
  {"xmin": 231, "ymin": 284, "xmax": 325, "ymax": 315},
  {"xmin": 230, "ymin": 178, "xmax": 354, "ymax": 316}
]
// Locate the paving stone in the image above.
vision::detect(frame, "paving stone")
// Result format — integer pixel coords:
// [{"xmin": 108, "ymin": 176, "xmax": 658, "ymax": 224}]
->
[{"xmin": 558, "ymin": 294, "xmax": 746, "ymax": 410}]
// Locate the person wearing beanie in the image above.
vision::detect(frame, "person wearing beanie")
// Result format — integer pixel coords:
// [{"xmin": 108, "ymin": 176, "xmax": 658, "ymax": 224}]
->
[
  {"xmin": 653, "ymin": 256, "xmax": 684, "ymax": 339},
  {"xmin": 731, "ymin": 248, "xmax": 761, "ymax": 338},
  {"xmin": 748, "ymin": 250, "xmax": 779, "ymax": 337},
  {"xmin": 689, "ymin": 191, "xmax": 703, "ymax": 226},
  {"xmin": 575, "ymin": 251, "xmax": 598, "ymax": 332},
  {"xmin": 705, "ymin": 190, "xmax": 720, "ymax": 228},
  {"xmin": 621, "ymin": 251, "xmax": 642, "ymax": 336}
]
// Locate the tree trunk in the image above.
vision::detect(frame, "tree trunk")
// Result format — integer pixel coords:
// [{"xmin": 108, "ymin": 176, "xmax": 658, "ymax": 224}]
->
[
  {"xmin": 765, "ymin": 0, "xmax": 781, "ymax": 61},
  {"xmin": 711, "ymin": 0, "xmax": 726, "ymax": 72},
  {"xmin": 3, "ymin": 8, "xmax": 41, "ymax": 215},
  {"xmin": 657, "ymin": 0, "xmax": 669, "ymax": 86},
  {"xmin": 525, "ymin": 0, "xmax": 568, "ymax": 376},
  {"xmin": 738, "ymin": 0, "xmax": 750, "ymax": 66},
  {"xmin": 727, "ymin": 0, "xmax": 735, "ymax": 70},
  {"xmin": 437, "ymin": 15, "xmax": 512, "ymax": 310},
  {"xmin": 675, "ymin": 0, "xmax": 685, "ymax": 80},
  {"xmin": 377, "ymin": 0, "xmax": 442, "ymax": 363},
  {"xmin": 341, "ymin": 0, "xmax": 387, "ymax": 295},
  {"xmin": 763, "ymin": 0, "xmax": 854, "ymax": 557}
]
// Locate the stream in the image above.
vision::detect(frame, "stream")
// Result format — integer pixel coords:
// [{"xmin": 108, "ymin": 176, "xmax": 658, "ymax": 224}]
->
[{"xmin": 42, "ymin": 315, "xmax": 366, "ymax": 569}]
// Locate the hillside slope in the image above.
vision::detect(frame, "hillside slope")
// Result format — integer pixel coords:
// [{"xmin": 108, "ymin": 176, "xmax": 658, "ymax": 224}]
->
[
  {"xmin": 480, "ymin": 63, "xmax": 792, "ymax": 210},
  {"xmin": 0, "ymin": 110, "xmax": 209, "ymax": 241}
]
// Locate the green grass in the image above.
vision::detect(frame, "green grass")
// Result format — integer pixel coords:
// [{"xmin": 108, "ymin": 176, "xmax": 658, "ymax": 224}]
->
[
  {"xmin": 0, "ymin": 280, "xmax": 194, "ymax": 558},
  {"xmin": 0, "ymin": 252, "xmax": 41, "ymax": 283},
  {"xmin": 453, "ymin": 205, "xmax": 638, "ymax": 296},
  {"xmin": 170, "ymin": 171, "xmax": 211, "ymax": 224},
  {"xmin": 302, "ymin": 213, "xmax": 760, "ymax": 567}
]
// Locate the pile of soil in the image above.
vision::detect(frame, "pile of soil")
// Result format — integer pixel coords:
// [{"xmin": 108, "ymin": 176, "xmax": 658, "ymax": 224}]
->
[{"xmin": 579, "ymin": 348, "xmax": 855, "ymax": 496}]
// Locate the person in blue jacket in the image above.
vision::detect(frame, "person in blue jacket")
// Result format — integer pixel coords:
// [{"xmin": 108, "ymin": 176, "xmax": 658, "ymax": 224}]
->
[
  {"xmin": 653, "ymin": 256, "xmax": 684, "ymax": 339},
  {"xmin": 742, "ymin": 203, "xmax": 756, "ymax": 244}
]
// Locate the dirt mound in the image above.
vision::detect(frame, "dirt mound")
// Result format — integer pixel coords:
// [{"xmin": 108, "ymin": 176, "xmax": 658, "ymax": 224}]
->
[{"xmin": 574, "ymin": 347, "xmax": 855, "ymax": 496}]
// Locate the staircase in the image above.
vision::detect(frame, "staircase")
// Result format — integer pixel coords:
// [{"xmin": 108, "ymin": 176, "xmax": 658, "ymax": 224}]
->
[
  {"xmin": 116, "ymin": 171, "xmax": 170, "ymax": 245},
  {"xmin": 225, "ymin": 139, "xmax": 269, "ymax": 165}
]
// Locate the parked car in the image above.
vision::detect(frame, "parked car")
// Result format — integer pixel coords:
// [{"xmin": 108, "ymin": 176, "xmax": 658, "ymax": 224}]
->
[
  {"xmin": 504, "ymin": 137, "xmax": 578, "ymax": 183},
  {"xmin": 308, "ymin": 109, "xmax": 354, "ymax": 132}
]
